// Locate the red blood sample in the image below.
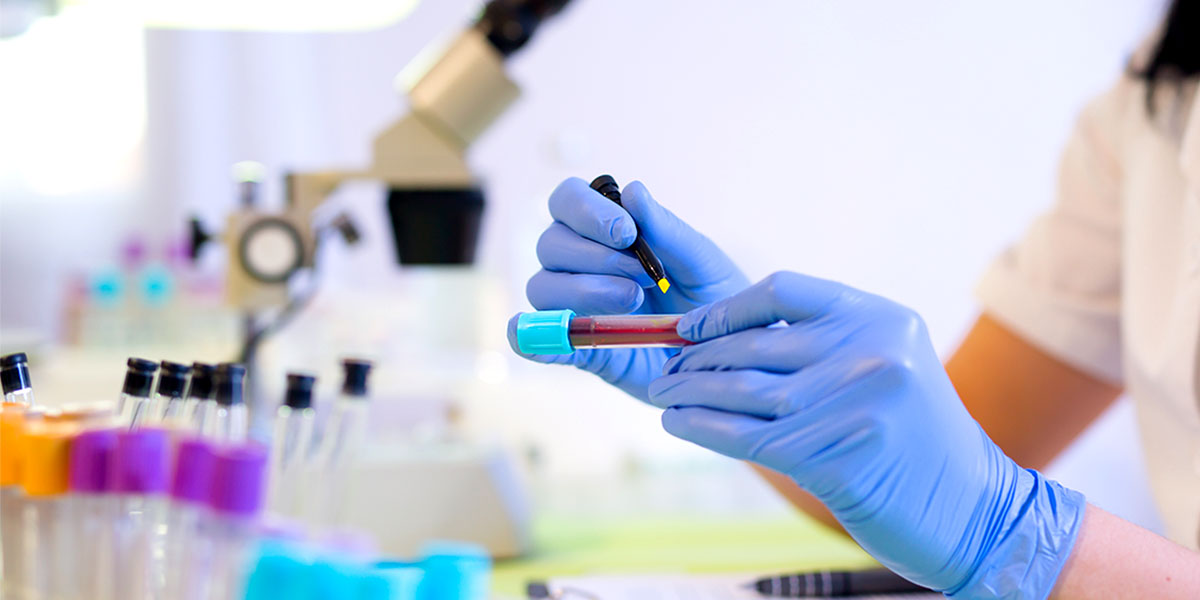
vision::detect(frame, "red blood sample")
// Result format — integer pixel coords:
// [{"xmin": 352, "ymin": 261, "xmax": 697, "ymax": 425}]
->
[{"xmin": 567, "ymin": 315, "xmax": 690, "ymax": 349}]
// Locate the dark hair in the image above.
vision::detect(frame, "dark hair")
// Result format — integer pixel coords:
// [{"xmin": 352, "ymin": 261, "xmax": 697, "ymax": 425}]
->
[{"xmin": 1136, "ymin": 0, "xmax": 1200, "ymax": 110}]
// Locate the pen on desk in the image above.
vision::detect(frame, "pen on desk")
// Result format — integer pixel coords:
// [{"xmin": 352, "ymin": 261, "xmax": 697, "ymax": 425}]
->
[
  {"xmin": 589, "ymin": 174, "xmax": 671, "ymax": 294},
  {"xmin": 747, "ymin": 567, "xmax": 933, "ymax": 597}
]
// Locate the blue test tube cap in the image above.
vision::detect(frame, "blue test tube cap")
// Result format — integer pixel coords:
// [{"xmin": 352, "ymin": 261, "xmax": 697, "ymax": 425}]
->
[{"xmin": 515, "ymin": 309, "xmax": 575, "ymax": 355}]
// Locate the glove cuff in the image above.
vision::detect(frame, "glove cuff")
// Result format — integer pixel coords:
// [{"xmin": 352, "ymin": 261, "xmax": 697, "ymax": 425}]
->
[{"xmin": 948, "ymin": 469, "xmax": 1086, "ymax": 600}]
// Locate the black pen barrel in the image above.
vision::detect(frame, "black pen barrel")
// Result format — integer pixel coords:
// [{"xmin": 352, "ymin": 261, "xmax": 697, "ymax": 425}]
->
[
  {"xmin": 629, "ymin": 238, "xmax": 665, "ymax": 281},
  {"xmin": 846, "ymin": 569, "xmax": 927, "ymax": 595},
  {"xmin": 752, "ymin": 568, "xmax": 930, "ymax": 597}
]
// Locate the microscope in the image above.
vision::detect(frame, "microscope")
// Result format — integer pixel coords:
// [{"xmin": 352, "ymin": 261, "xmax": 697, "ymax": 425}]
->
[
  {"xmin": 190, "ymin": 0, "xmax": 572, "ymax": 558},
  {"xmin": 192, "ymin": 0, "xmax": 568, "ymax": 312}
]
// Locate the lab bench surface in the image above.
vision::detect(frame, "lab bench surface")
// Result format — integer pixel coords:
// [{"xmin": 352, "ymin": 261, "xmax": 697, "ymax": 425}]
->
[{"xmin": 490, "ymin": 513, "xmax": 878, "ymax": 599}]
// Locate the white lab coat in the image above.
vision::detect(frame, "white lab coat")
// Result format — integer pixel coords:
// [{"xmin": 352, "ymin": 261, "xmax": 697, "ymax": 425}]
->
[{"xmin": 976, "ymin": 66, "xmax": 1200, "ymax": 550}]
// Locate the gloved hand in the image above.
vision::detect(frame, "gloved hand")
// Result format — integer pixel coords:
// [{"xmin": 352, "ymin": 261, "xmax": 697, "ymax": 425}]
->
[
  {"xmin": 648, "ymin": 272, "xmax": 1086, "ymax": 598},
  {"xmin": 508, "ymin": 177, "xmax": 748, "ymax": 400}
]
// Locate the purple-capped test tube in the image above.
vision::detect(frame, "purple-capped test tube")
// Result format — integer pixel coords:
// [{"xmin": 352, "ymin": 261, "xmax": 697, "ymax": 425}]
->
[
  {"xmin": 165, "ymin": 436, "xmax": 217, "ymax": 600},
  {"xmin": 205, "ymin": 443, "xmax": 269, "ymax": 600},
  {"xmin": 110, "ymin": 427, "xmax": 172, "ymax": 600},
  {"xmin": 68, "ymin": 428, "xmax": 119, "ymax": 600}
]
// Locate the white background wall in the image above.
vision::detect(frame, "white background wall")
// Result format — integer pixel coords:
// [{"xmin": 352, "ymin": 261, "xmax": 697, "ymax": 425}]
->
[{"xmin": 1, "ymin": 0, "xmax": 1168, "ymax": 529}]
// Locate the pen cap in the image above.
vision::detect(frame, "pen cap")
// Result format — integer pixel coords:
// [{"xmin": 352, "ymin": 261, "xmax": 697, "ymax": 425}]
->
[
  {"xmin": 215, "ymin": 362, "xmax": 247, "ymax": 407},
  {"xmin": 210, "ymin": 442, "xmax": 268, "ymax": 517},
  {"xmin": 589, "ymin": 174, "xmax": 621, "ymax": 201},
  {"xmin": 188, "ymin": 362, "xmax": 217, "ymax": 400},
  {"xmin": 284, "ymin": 373, "xmax": 316, "ymax": 409},
  {"xmin": 111, "ymin": 428, "xmax": 170, "ymax": 494},
  {"xmin": 340, "ymin": 359, "xmax": 372, "ymax": 397},
  {"xmin": 1, "ymin": 352, "xmax": 32, "ymax": 393},
  {"xmin": 22, "ymin": 429, "xmax": 72, "ymax": 496},
  {"xmin": 515, "ymin": 309, "xmax": 575, "ymax": 355},
  {"xmin": 69, "ymin": 428, "xmax": 118, "ymax": 492},
  {"xmin": 122, "ymin": 357, "xmax": 159, "ymax": 397},
  {"xmin": 171, "ymin": 436, "xmax": 216, "ymax": 504},
  {"xmin": 155, "ymin": 360, "xmax": 192, "ymax": 398}
]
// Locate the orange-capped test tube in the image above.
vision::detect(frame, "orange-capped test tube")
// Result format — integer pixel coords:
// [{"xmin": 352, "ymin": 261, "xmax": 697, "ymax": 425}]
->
[
  {"xmin": 1, "ymin": 406, "xmax": 45, "ymax": 598},
  {"xmin": 22, "ymin": 421, "xmax": 76, "ymax": 600}
]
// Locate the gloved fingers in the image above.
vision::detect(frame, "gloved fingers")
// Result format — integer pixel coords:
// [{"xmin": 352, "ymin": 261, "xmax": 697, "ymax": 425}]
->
[
  {"xmin": 647, "ymin": 370, "xmax": 800, "ymax": 419},
  {"xmin": 526, "ymin": 270, "xmax": 645, "ymax": 315},
  {"xmin": 620, "ymin": 181, "xmax": 748, "ymax": 291},
  {"xmin": 660, "ymin": 406, "xmax": 775, "ymax": 461},
  {"xmin": 678, "ymin": 271, "xmax": 849, "ymax": 341},
  {"xmin": 536, "ymin": 223, "xmax": 656, "ymax": 288},
  {"xmin": 548, "ymin": 177, "xmax": 638, "ymax": 249},
  {"xmin": 661, "ymin": 325, "xmax": 838, "ymax": 375}
]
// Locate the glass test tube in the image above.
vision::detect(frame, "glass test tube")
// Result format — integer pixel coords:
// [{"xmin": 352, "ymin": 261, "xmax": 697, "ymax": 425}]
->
[
  {"xmin": 110, "ymin": 428, "xmax": 172, "ymax": 600},
  {"xmin": 69, "ymin": 428, "xmax": 120, "ymax": 600},
  {"xmin": 213, "ymin": 363, "xmax": 248, "ymax": 443},
  {"xmin": 269, "ymin": 373, "xmax": 316, "ymax": 518},
  {"xmin": 153, "ymin": 360, "xmax": 192, "ymax": 423},
  {"xmin": 21, "ymin": 419, "xmax": 73, "ymax": 600},
  {"xmin": 315, "ymin": 359, "xmax": 372, "ymax": 528},
  {"xmin": 515, "ymin": 310, "xmax": 690, "ymax": 354},
  {"xmin": 205, "ymin": 443, "xmax": 269, "ymax": 600},
  {"xmin": 183, "ymin": 362, "xmax": 218, "ymax": 435},
  {"xmin": 118, "ymin": 358, "xmax": 159, "ymax": 428},
  {"xmin": 2, "ymin": 406, "xmax": 45, "ymax": 599},
  {"xmin": 0, "ymin": 352, "xmax": 34, "ymax": 594},
  {"xmin": 165, "ymin": 437, "xmax": 217, "ymax": 600},
  {"xmin": 2, "ymin": 352, "xmax": 35, "ymax": 406}
]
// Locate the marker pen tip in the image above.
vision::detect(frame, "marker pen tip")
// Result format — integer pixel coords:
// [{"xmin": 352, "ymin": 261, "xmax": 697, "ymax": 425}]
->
[{"xmin": 657, "ymin": 279, "xmax": 671, "ymax": 294}]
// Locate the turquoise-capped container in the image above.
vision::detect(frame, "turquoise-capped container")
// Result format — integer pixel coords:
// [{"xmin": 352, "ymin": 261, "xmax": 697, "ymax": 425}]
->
[{"xmin": 515, "ymin": 309, "xmax": 575, "ymax": 355}]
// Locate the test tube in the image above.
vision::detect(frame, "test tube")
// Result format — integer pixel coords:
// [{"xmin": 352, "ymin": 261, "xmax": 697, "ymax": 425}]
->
[
  {"xmin": 68, "ymin": 428, "xmax": 120, "ymax": 600},
  {"xmin": 1, "ymin": 406, "xmax": 45, "ymax": 599},
  {"xmin": 314, "ymin": 359, "xmax": 372, "ymax": 527},
  {"xmin": 515, "ymin": 310, "xmax": 690, "ymax": 354},
  {"xmin": 2, "ymin": 352, "xmax": 35, "ymax": 406},
  {"xmin": 118, "ymin": 358, "xmax": 159, "ymax": 428},
  {"xmin": 205, "ymin": 443, "xmax": 269, "ymax": 600},
  {"xmin": 110, "ymin": 428, "xmax": 172, "ymax": 600},
  {"xmin": 165, "ymin": 437, "xmax": 217, "ymax": 600},
  {"xmin": 0, "ymin": 352, "xmax": 34, "ymax": 593},
  {"xmin": 182, "ymin": 362, "xmax": 217, "ymax": 434},
  {"xmin": 153, "ymin": 360, "xmax": 192, "ymax": 423},
  {"xmin": 213, "ymin": 363, "xmax": 248, "ymax": 443},
  {"xmin": 20, "ymin": 420, "xmax": 73, "ymax": 600},
  {"xmin": 269, "ymin": 373, "xmax": 316, "ymax": 518}
]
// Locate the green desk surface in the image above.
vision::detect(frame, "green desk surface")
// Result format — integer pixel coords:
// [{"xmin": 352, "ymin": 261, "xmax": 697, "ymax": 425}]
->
[{"xmin": 491, "ymin": 514, "xmax": 879, "ymax": 598}]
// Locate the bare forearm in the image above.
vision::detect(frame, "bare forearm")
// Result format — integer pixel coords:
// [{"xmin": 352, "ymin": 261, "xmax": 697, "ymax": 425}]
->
[{"xmin": 1052, "ymin": 504, "xmax": 1200, "ymax": 599}]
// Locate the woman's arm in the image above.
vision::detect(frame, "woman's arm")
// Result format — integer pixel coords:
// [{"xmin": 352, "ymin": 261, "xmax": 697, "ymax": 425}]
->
[
  {"xmin": 1052, "ymin": 504, "xmax": 1200, "ymax": 598},
  {"xmin": 756, "ymin": 312, "xmax": 1123, "ymax": 531}
]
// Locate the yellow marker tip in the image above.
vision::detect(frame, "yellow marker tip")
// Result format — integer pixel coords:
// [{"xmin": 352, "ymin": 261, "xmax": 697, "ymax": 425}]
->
[{"xmin": 657, "ymin": 279, "xmax": 671, "ymax": 294}]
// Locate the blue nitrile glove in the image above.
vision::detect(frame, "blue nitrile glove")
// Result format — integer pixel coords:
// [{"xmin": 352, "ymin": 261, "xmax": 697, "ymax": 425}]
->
[
  {"xmin": 507, "ymin": 177, "xmax": 748, "ymax": 400},
  {"xmin": 648, "ymin": 272, "xmax": 1086, "ymax": 599}
]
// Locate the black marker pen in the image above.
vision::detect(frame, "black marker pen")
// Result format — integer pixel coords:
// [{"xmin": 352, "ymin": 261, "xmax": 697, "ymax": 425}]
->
[{"xmin": 589, "ymin": 174, "xmax": 671, "ymax": 294}]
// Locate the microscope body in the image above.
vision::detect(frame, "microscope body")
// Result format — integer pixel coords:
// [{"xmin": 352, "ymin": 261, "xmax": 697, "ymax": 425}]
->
[{"xmin": 226, "ymin": 27, "xmax": 518, "ymax": 309}]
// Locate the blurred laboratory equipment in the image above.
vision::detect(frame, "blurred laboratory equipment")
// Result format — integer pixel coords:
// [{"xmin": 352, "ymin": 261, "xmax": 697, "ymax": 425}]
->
[{"xmin": 1, "ymin": 350, "xmax": 498, "ymax": 599}]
